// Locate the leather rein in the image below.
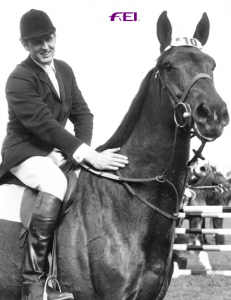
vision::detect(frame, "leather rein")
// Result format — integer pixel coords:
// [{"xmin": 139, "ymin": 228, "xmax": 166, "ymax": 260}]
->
[
  {"xmin": 81, "ymin": 69, "xmax": 212, "ymax": 220},
  {"xmin": 48, "ymin": 69, "xmax": 212, "ymax": 299},
  {"xmin": 80, "ymin": 70, "xmax": 211, "ymax": 300}
]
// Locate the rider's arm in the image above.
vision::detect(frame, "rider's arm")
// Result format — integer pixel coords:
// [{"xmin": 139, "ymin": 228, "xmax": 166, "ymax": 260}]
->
[{"xmin": 6, "ymin": 65, "xmax": 85, "ymax": 159}]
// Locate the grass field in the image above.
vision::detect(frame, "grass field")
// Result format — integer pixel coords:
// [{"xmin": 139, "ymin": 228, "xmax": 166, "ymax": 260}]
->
[{"xmin": 165, "ymin": 217, "xmax": 231, "ymax": 300}]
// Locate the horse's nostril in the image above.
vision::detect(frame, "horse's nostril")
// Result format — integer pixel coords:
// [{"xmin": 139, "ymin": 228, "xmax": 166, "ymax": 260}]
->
[
  {"xmin": 221, "ymin": 106, "xmax": 229, "ymax": 126},
  {"xmin": 196, "ymin": 104, "xmax": 210, "ymax": 120}
]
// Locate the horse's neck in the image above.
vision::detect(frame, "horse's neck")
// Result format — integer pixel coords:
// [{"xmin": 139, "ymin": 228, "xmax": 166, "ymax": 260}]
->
[{"xmin": 121, "ymin": 78, "xmax": 190, "ymax": 180}]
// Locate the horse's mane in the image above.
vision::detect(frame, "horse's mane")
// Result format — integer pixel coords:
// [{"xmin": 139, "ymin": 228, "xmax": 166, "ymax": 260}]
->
[
  {"xmin": 96, "ymin": 68, "xmax": 155, "ymax": 151},
  {"xmin": 96, "ymin": 50, "xmax": 170, "ymax": 152}
]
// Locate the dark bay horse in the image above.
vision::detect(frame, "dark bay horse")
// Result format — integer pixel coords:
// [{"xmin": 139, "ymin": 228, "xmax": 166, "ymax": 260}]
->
[
  {"xmin": 0, "ymin": 11, "xmax": 229, "ymax": 300},
  {"xmin": 187, "ymin": 168, "xmax": 231, "ymax": 245}
]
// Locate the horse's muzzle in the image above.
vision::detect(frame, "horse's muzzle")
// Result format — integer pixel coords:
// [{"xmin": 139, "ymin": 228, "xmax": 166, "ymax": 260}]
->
[{"xmin": 193, "ymin": 101, "xmax": 229, "ymax": 141}]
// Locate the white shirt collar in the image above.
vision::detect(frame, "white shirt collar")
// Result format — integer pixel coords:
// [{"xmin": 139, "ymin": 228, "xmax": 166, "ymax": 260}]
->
[{"xmin": 31, "ymin": 56, "xmax": 56, "ymax": 74}]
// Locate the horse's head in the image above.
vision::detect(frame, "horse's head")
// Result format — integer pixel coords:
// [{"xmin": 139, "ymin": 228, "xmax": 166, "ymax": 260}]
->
[{"xmin": 156, "ymin": 11, "xmax": 229, "ymax": 141}]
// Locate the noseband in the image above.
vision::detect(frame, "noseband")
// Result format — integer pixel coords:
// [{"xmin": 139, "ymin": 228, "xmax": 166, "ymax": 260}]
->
[
  {"xmin": 81, "ymin": 67, "xmax": 212, "ymax": 300},
  {"xmin": 158, "ymin": 71, "xmax": 212, "ymax": 128}
]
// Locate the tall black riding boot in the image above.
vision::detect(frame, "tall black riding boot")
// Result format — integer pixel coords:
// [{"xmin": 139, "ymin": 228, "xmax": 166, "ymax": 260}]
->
[{"xmin": 21, "ymin": 192, "xmax": 74, "ymax": 300}]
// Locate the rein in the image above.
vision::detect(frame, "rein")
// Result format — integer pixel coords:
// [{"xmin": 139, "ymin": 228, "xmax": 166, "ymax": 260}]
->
[
  {"xmin": 80, "ymin": 68, "xmax": 209, "ymax": 300},
  {"xmin": 153, "ymin": 69, "xmax": 210, "ymax": 300},
  {"xmin": 81, "ymin": 69, "xmax": 210, "ymax": 221},
  {"xmin": 80, "ymin": 161, "xmax": 178, "ymax": 220}
]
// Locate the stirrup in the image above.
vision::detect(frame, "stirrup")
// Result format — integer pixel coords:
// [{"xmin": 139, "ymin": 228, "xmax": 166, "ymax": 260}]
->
[{"xmin": 43, "ymin": 275, "xmax": 61, "ymax": 300}]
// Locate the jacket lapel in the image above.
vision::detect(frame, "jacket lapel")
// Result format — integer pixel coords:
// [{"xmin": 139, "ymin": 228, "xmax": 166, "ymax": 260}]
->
[{"xmin": 24, "ymin": 56, "xmax": 62, "ymax": 102}]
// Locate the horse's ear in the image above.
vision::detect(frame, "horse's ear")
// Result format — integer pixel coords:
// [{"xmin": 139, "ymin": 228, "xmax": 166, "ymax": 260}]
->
[
  {"xmin": 193, "ymin": 13, "xmax": 210, "ymax": 46},
  {"xmin": 157, "ymin": 11, "xmax": 172, "ymax": 53}
]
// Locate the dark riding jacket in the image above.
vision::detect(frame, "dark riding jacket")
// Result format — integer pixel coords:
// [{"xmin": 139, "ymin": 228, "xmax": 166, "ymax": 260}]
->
[{"xmin": 0, "ymin": 55, "xmax": 93, "ymax": 177}]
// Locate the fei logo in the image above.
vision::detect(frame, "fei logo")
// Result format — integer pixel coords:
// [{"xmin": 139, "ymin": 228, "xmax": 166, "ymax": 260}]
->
[{"xmin": 109, "ymin": 12, "xmax": 139, "ymax": 21}]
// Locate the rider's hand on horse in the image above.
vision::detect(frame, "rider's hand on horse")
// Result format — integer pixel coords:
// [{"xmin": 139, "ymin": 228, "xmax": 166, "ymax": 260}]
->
[{"xmin": 84, "ymin": 147, "xmax": 129, "ymax": 170}]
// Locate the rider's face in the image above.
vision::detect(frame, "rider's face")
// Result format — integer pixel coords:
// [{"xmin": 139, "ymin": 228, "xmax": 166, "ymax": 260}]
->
[{"xmin": 22, "ymin": 33, "xmax": 56, "ymax": 65}]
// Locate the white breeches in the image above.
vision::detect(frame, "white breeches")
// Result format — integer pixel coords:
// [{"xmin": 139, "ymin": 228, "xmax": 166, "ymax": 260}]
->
[{"xmin": 10, "ymin": 149, "xmax": 68, "ymax": 200}]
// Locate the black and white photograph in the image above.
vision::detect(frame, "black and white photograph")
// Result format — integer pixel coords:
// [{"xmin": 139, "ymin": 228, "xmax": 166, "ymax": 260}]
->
[{"xmin": 0, "ymin": 1, "xmax": 230, "ymax": 299}]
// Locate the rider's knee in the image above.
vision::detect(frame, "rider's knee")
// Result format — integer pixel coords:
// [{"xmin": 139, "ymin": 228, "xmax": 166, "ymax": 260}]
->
[{"xmin": 39, "ymin": 167, "xmax": 68, "ymax": 201}]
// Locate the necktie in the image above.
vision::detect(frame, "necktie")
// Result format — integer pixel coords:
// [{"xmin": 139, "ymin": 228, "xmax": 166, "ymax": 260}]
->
[{"xmin": 46, "ymin": 65, "xmax": 60, "ymax": 97}]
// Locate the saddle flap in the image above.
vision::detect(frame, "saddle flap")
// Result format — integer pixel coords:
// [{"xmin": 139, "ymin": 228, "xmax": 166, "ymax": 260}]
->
[
  {"xmin": 20, "ymin": 171, "xmax": 78, "ymax": 231},
  {"xmin": 58, "ymin": 171, "xmax": 78, "ymax": 223},
  {"xmin": 20, "ymin": 187, "xmax": 39, "ymax": 230}
]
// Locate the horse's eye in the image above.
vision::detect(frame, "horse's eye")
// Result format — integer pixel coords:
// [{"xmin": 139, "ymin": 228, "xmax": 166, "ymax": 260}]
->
[
  {"xmin": 164, "ymin": 64, "xmax": 173, "ymax": 72},
  {"xmin": 212, "ymin": 64, "xmax": 216, "ymax": 71}
]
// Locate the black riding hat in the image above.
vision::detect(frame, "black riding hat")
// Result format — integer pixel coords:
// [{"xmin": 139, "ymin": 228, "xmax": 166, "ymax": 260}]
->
[{"xmin": 20, "ymin": 9, "xmax": 56, "ymax": 40}]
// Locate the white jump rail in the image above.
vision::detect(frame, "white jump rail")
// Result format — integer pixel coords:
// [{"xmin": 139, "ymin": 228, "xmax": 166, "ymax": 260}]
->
[
  {"xmin": 175, "ymin": 228, "xmax": 231, "ymax": 235},
  {"xmin": 178, "ymin": 212, "xmax": 231, "ymax": 218},
  {"xmin": 173, "ymin": 206, "xmax": 231, "ymax": 277},
  {"xmin": 179, "ymin": 206, "xmax": 231, "ymax": 213},
  {"xmin": 173, "ymin": 244, "xmax": 231, "ymax": 251}
]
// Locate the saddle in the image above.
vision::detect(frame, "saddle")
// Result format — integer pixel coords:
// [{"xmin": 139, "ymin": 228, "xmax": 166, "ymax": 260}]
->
[
  {"xmin": 19, "ymin": 170, "xmax": 78, "ymax": 245},
  {"xmin": 0, "ymin": 158, "xmax": 78, "ymax": 230},
  {"xmin": 0, "ymin": 158, "xmax": 79, "ymax": 242}
]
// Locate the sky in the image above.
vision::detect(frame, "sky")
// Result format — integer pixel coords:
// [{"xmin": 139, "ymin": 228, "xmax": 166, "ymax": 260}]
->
[{"xmin": 0, "ymin": 0, "xmax": 231, "ymax": 175}]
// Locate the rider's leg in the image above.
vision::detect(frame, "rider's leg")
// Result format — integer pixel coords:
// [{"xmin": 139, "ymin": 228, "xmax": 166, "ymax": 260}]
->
[
  {"xmin": 10, "ymin": 156, "xmax": 74, "ymax": 300},
  {"xmin": 10, "ymin": 155, "xmax": 67, "ymax": 200}
]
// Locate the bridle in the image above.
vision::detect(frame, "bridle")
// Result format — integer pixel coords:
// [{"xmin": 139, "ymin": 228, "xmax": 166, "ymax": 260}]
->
[
  {"xmin": 155, "ymin": 67, "xmax": 214, "ymax": 203},
  {"xmin": 149, "ymin": 67, "xmax": 213, "ymax": 300},
  {"xmin": 158, "ymin": 69, "xmax": 212, "ymax": 128},
  {"xmin": 79, "ymin": 60, "xmax": 213, "ymax": 300},
  {"xmin": 80, "ymin": 68, "xmax": 213, "ymax": 220},
  {"xmin": 81, "ymin": 68, "xmax": 213, "ymax": 220}
]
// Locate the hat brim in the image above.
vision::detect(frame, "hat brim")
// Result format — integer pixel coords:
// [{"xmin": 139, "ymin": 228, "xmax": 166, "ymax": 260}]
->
[{"xmin": 20, "ymin": 27, "xmax": 56, "ymax": 40}]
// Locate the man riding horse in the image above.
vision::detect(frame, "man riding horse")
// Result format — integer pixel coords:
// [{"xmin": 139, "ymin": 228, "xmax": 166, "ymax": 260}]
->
[{"xmin": 0, "ymin": 9, "xmax": 129, "ymax": 300}]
